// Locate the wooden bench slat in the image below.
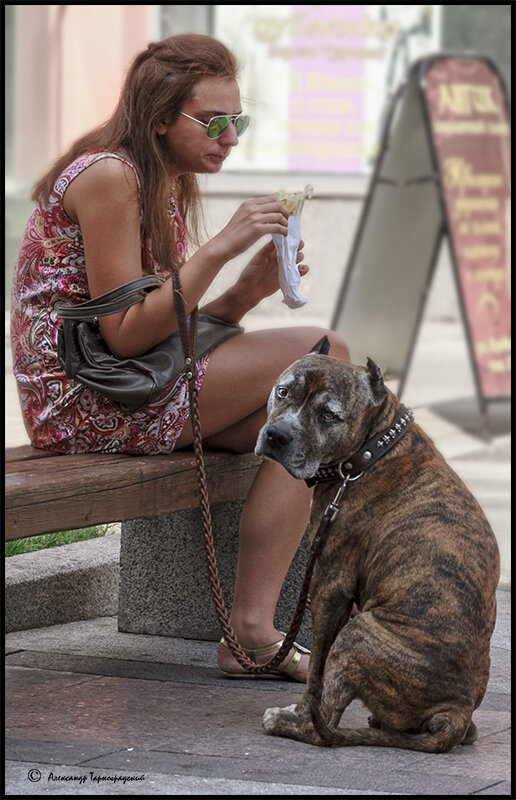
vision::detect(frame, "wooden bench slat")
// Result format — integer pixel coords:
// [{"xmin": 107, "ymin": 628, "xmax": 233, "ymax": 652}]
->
[
  {"xmin": 5, "ymin": 451, "xmax": 252, "ymax": 504},
  {"xmin": 5, "ymin": 452, "xmax": 129, "ymax": 475},
  {"xmin": 6, "ymin": 451, "xmax": 195, "ymax": 488},
  {"xmin": 5, "ymin": 445, "xmax": 60, "ymax": 463},
  {"xmin": 5, "ymin": 447, "xmax": 261, "ymax": 541}
]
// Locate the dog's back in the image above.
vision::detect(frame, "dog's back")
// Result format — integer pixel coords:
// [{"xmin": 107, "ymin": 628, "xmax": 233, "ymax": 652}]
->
[{"xmin": 311, "ymin": 403, "xmax": 500, "ymax": 714}]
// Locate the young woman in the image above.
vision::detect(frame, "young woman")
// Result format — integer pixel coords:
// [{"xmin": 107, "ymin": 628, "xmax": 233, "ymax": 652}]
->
[{"xmin": 11, "ymin": 34, "xmax": 350, "ymax": 681}]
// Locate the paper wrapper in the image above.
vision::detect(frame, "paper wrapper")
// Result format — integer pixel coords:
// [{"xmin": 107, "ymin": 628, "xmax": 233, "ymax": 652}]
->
[{"xmin": 272, "ymin": 184, "xmax": 313, "ymax": 309}]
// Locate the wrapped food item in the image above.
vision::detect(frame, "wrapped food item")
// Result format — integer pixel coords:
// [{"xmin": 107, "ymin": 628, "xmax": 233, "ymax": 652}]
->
[
  {"xmin": 275, "ymin": 185, "xmax": 313, "ymax": 216},
  {"xmin": 272, "ymin": 184, "xmax": 313, "ymax": 309}
]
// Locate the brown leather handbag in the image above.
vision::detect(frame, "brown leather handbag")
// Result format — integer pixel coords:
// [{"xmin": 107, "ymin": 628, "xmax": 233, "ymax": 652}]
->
[{"xmin": 55, "ymin": 275, "xmax": 243, "ymax": 413}]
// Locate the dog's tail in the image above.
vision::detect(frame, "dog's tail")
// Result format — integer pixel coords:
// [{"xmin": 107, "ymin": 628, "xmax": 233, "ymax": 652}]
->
[{"xmin": 309, "ymin": 698, "xmax": 476, "ymax": 753}]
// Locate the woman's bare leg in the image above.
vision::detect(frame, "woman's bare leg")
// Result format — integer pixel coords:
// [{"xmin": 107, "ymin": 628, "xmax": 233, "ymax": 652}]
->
[
  {"xmin": 175, "ymin": 326, "xmax": 349, "ymax": 448},
  {"xmin": 175, "ymin": 326, "xmax": 349, "ymax": 678}
]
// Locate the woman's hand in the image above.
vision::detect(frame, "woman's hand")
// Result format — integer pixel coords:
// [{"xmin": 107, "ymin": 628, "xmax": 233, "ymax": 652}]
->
[
  {"xmin": 201, "ymin": 238, "xmax": 309, "ymax": 323},
  {"xmin": 201, "ymin": 242, "xmax": 308, "ymax": 322},
  {"xmin": 210, "ymin": 196, "xmax": 289, "ymax": 263},
  {"xmin": 236, "ymin": 239, "xmax": 308, "ymax": 309}
]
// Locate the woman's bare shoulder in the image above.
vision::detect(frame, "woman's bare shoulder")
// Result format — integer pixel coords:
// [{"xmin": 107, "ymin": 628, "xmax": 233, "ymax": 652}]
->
[{"xmin": 64, "ymin": 155, "xmax": 139, "ymax": 221}]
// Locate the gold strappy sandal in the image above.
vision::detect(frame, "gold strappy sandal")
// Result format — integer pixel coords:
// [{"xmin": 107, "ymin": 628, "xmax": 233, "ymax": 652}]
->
[{"xmin": 218, "ymin": 635, "xmax": 310, "ymax": 682}]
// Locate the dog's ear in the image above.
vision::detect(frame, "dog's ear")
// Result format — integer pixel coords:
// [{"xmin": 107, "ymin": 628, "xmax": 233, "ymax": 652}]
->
[
  {"xmin": 366, "ymin": 357, "xmax": 386, "ymax": 404},
  {"xmin": 310, "ymin": 335, "xmax": 330, "ymax": 355}
]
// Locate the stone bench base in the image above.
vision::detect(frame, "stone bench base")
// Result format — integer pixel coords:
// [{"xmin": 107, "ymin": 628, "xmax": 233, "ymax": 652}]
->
[{"xmin": 118, "ymin": 500, "xmax": 312, "ymax": 648}]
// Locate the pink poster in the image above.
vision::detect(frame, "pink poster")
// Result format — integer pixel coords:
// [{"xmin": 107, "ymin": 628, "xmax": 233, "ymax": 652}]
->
[{"xmin": 288, "ymin": 5, "xmax": 366, "ymax": 173}]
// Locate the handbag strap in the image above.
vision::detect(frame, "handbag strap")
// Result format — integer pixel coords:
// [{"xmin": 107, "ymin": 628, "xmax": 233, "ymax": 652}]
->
[
  {"xmin": 171, "ymin": 270, "xmax": 311, "ymax": 675},
  {"xmin": 171, "ymin": 271, "xmax": 198, "ymax": 370},
  {"xmin": 55, "ymin": 275, "xmax": 163, "ymax": 320}
]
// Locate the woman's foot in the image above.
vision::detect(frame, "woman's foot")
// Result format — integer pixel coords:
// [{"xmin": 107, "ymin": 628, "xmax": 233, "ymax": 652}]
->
[{"xmin": 217, "ymin": 633, "xmax": 310, "ymax": 682}]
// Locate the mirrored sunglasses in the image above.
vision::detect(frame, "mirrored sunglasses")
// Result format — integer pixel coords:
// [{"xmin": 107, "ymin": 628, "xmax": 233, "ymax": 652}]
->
[{"xmin": 180, "ymin": 112, "xmax": 250, "ymax": 139}]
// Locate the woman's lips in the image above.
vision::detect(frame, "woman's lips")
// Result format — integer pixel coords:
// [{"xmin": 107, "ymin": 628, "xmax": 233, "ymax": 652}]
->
[{"xmin": 208, "ymin": 153, "xmax": 226, "ymax": 163}]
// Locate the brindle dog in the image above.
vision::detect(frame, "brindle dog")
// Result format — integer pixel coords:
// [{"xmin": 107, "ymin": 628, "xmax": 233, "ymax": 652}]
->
[{"xmin": 255, "ymin": 339, "xmax": 500, "ymax": 752}]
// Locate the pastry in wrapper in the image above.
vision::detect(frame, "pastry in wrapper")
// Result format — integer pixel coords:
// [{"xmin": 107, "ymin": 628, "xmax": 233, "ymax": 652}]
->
[
  {"xmin": 275, "ymin": 185, "xmax": 314, "ymax": 216},
  {"xmin": 272, "ymin": 185, "xmax": 313, "ymax": 309}
]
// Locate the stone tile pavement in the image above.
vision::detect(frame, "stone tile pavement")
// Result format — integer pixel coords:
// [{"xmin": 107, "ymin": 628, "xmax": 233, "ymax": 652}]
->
[{"xmin": 4, "ymin": 584, "xmax": 511, "ymax": 795}]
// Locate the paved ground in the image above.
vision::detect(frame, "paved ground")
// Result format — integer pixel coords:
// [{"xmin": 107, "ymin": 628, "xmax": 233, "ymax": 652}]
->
[
  {"xmin": 5, "ymin": 305, "xmax": 511, "ymax": 795},
  {"xmin": 4, "ymin": 586, "xmax": 511, "ymax": 796}
]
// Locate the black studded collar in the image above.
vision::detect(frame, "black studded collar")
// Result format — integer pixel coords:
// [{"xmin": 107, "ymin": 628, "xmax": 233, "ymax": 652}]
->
[{"xmin": 305, "ymin": 406, "xmax": 414, "ymax": 488}]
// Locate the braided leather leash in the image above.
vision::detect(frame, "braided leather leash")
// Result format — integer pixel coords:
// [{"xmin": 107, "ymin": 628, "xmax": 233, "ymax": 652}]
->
[{"xmin": 171, "ymin": 271, "xmax": 316, "ymax": 674}]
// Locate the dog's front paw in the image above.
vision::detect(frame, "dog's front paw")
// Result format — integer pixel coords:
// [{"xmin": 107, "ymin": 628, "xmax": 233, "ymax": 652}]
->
[
  {"xmin": 262, "ymin": 702, "xmax": 326, "ymax": 746},
  {"xmin": 263, "ymin": 703, "xmax": 299, "ymax": 735}
]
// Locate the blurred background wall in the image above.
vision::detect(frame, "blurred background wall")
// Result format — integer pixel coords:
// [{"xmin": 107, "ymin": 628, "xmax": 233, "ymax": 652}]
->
[{"xmin": 4, "ymin": 4, "xmax": 511, "ymax": 330}]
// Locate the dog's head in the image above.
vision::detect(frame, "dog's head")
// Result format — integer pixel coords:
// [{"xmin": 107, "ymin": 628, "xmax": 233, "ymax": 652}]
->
[{"xmin": 255, "ymin": 341, "xmax": 387, "ymax": 480}]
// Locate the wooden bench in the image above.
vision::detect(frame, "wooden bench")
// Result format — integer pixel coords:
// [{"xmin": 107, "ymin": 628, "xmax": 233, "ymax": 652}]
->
[
  {"xmin": 5, "ymin": 444, "xmax": 312, "ymax": 646},
  {"xmin": 5, "ymin": 444, "xmax": 262, "ymax": 541}
]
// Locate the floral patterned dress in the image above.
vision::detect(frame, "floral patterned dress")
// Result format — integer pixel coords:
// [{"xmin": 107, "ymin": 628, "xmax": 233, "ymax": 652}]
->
[{"xmin": 10, "ymin": 152, "xmax": 210, "ymax": 454}]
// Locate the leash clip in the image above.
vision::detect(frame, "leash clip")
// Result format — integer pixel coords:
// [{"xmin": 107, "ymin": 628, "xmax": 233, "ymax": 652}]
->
[
  {"xmin": 312, "ymin": 470, "xmax": 364, "ymax": 556},
  {"xmin": 325, "ymin": 468, "xmax": 364, "ymax": 522},
  {"xmin": 325, "ymin": 475, "xmax": 350, "ymax": 522}
]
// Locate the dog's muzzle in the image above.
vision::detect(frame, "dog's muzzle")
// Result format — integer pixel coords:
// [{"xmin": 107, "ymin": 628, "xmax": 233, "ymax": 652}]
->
[
  {"xmin": 262, "ymin": 423, "xmax": 293, "ymax": 451},
  {"xmin": 255, "ymin": 422, "xmax": 318, "ymax": 479},
  {"xmin": 255, "ymin": 422, "xmax": 294, "ymax": 463}
]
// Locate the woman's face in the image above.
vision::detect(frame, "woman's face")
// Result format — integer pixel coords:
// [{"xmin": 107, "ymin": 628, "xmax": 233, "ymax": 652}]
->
[{"xmin": 157, "ymin": 77, "xmax": 244, "ymax": 176}]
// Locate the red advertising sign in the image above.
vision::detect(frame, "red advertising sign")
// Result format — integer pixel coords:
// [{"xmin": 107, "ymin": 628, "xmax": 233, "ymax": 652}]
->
[{"xmin": 423, "ymin": 57, "xmax": 511, "ymax": 399}]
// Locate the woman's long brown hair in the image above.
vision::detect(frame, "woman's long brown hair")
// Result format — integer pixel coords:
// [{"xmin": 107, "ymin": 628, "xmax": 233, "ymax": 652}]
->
[{"xmin": 32, "ymin": 34, "xmax": 239, "ymax": 272}]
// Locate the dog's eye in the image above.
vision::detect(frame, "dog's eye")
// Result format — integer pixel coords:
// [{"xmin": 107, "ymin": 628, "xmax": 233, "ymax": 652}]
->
[
  {"xmin": 276, "ymin": 386, "xmax": 288, "ymax": 399},
  {"xmin": 321, "ymin": 410, "xmax": 336, "ymax": 421}
]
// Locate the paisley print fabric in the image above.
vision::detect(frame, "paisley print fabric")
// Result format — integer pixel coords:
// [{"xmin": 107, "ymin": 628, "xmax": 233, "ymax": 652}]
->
[{"xmin": 10, "ymin": 152, "xmax": 210, "ymax": 454}]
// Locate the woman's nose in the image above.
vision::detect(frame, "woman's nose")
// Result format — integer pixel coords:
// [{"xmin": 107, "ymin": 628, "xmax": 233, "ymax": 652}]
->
[{"xmin": 219, "ymin": 122, "xmax": 239, "ymax": 146}]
